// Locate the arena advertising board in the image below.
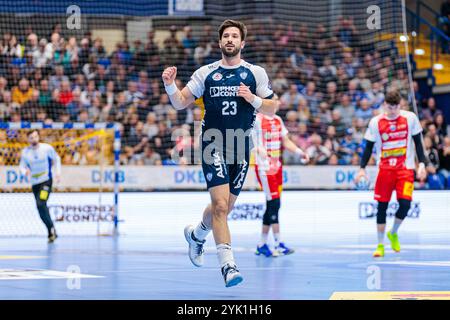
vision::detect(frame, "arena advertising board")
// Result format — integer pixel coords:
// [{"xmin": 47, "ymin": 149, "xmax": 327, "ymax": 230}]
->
[
  {"xmin": 0, "ymin": 165, "xmax": 379, "ymax": 190},
  {"xmin": 0, "ymin": 191, "xmax": 448, "ymax": 237}
]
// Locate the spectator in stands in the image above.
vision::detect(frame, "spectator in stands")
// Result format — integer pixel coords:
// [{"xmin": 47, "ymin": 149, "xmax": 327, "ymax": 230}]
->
[
  {"xmin": 124, "ymin": 81, "xmax": 144, "ymax": 104},
  {"xmin": 434, "ymin": 113, "xmax": 448, "ymax": 139},
  {"xmin": 333, "ymin": 16, "xmax": 359, "ymax": 48},
  {"xmin": 0, "ymin": 77, "xmax": 8, "ymax": 98},
  {"xmin": 81, "ymin": 79, "xmax": 100, "ymax": 108},
  {"xmin": 424, "ymin": 136, "xmax": 444, "ymax": 189},
  {"xmin": 271, "ymin": 70, "xmax": 289, "ymax": 96},
  {"xmin": 152, "ymin": 93, "xmax": 172, "ymax": 122},
  {"xmin": 0, "ymin": 91, "xmax": 19, "ymax": 121},
  {"xmin": 113, "ymin": 65, "xmax": 128, "ymax": 93},
  {"xmin": 338, "ymin": 128, "xmax": 358, "ymax": 165},
  {"xmin": 12, "ymin": 78, "xmax": 33, "ymax": 105},
  {"xmin": 306, "ymin": 133, "xmax": 331, "ymax": 165},
  {"xmin": 318, "ymin": 56, "xmax": 337, "ymax": 85},
  {"xmin": 38, "ymin": 79, "xmax": 52, "ymax": 110},
  {"xmin": 261, "ymin": 51, "xmax": 280, "ymax": 80},
  {"xmin": 421, "ymin": 97, "xmax": 442, "ymax": 126},
  {"xmin": 280, "ymin": 83, "xmax": 302, "ymax": 112},
  {"xmin": 143, "ymin": 112, "xmax": 159, "ymax": 139},
  {"xmin": 136, "ymin": 70, "xmax": 150, "ymax": 97},
  {"xmin": 57, "ymin": 80, "xmax": 74, "ymax": 106},
  {"xmin": 141, "ymin": 144, "xmax": 162, "ymax": 165},
  {"xmin": 335, "ymin": 94, "xmax": 355, "ymax": 127},
  {"xmin": 49, "ymin": 65, "xmax": 69, "ymax": 91},
  {"xmin": 301, "ymin": 81, "xmax": 321, "ymax": 116},
  {"xmin": 377, "ymin": 67, "xmax": 389, "ymax": 90},
  {"xmin": 354, "ymin": 68, "xmax": 371, "ymax": 93},
  {"xmin": 161, "ymin": 25, "xmax": 184, "ymax": 67},
  {"xmin": 66, "ymin": 88, "xmax": 82, "ymax": 121},
  {"xmin": 150, "ymin": 122, "xmax": 175, "ymax": 163},
  {"xmin": 314, "ymin": 102, "xmax": 328, "ymax": 124},
  {"xmin": 296, "ymin": 97, "xmax": 310, "ymax": 123},
  {"xmin": 391, "ymin": 69, "xmax": 409, "ymax": 97},
  {"xmin": 340, "ymin": 49, "xmax": 359, "ymax": 78},
  {"xmin": 166, "ymin": 108, "xmax": 180, "ymax": 129},
  {"xmin": 323, "ymin": 125, "xmax": 340, "ymax": 155},
  {"xmin": 355, "ymin": 98, "xmax": 373, "ymax": 125},
  {"xmin": 32, "ymin": 38, "xmax": 51, "ymax": 68},
  {"xmin": 93, "ymin": 64, "xmax": 109, "ymax": 93},
  {"xmin": 324, "ymin": 81, "xmax": 339, "ymax": 108},
  {"xmin": 330, "ymin": 109, "xmax": 346, "ymax": 138},
  {"xmin": 291, "ymin": 122, "xmax": 310, "ymax": 151},
  {"xmin": 181, "ymin": 25, "xmax": 198, "ymax": 55},
  {"xmin": 426, "ymin": 123, "xmax": 443, "ymax": 149},
  {"xmin": 366, "ymin": 81, "xmax": 384, "ymax": 110},
  {"xmin": 328, "ymin": 153, "xmax": 339, "ymax": 165},
  {"xmin": 438, "ymin": 136, "xmax": 450, "ymax": 188}
]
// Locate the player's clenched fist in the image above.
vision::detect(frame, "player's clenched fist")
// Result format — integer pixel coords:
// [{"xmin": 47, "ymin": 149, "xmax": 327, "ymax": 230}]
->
[
  {"xmin": 162, "ymin": 66, "xmax": 177, "ymax": 85},
  {"xmin": 237, "ymin": 82, "xmax": 254, "ymax": 103}
]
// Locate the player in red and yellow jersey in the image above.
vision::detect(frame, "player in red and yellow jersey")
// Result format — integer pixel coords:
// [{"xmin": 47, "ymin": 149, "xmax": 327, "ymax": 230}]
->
[
  {"xmin": 356, "ymin": 90, "xmax": 428, "ymax": 257},
  {"xmin": 252, "ymin": 112, "xmax": 309, "ymax": 257}
]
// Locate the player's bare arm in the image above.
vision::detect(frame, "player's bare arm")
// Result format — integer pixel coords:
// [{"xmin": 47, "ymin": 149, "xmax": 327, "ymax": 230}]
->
[
  {"xmin": 162, "ymin": 66, "xmax": 196, "ymax": 110},
  {"xmin": 282, "ymin": 135, "xmax": 309, "ymax": 163}
]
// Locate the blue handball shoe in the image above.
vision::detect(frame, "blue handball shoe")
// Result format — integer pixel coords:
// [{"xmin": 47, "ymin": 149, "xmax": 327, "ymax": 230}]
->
[
  {"xmin": 255, "ymin": 243, "xmax": 274, "ymax": 257},
  {"xmin": 275, "ymin": 242, "xmax": 295, "ymax": 256}
]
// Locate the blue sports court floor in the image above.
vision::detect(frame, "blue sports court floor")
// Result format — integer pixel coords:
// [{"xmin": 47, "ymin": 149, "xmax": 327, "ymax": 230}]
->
[{"xmin": 1, "ymin": 232, "xmax": 450, "ymax": 299}]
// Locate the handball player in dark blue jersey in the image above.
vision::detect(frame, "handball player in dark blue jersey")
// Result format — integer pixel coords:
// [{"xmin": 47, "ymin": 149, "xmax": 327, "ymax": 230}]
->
[{"xmin": 161, "ymin": 19, "xmax": 278, "ymax": 287}]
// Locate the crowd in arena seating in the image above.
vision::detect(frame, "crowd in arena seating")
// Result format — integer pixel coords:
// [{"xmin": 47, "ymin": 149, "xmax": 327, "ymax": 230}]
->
[{"xmin": 0, "ymin": 18, "xmax": 448, "ymax": 189}]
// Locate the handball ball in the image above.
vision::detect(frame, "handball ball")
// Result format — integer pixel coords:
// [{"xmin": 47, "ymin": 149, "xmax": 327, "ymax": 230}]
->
[{"xmin": 356, "ymin": 176, "xmax": 370, "ymax": 190}]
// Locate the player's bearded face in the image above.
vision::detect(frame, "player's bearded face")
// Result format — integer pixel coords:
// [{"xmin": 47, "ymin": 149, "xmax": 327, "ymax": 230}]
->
[
  {"xmin": 28, "ymin": 132, "xmax": 39, "ymax": 146},
  {"xmin": 220, "ymin": 27, "xmax": 244, "ymax": 58}
]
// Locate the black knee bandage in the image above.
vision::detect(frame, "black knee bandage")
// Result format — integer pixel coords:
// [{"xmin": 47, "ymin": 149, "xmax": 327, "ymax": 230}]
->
[
  {"xmin": 376, "ymin": 202, "xmax": 388, "ymax": 224},
  {"xmin": 396, "ymin": 199, "xmax": 411, "ymax": 220},
  {"xmin": 263, "ymin": 198, "xmax": 280, "ymax": 225}
]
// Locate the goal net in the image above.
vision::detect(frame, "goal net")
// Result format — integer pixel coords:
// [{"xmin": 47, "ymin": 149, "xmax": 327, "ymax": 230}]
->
[
  {"xmin": 0, "ymin": 0, "xmax": 418, "ymax": 237},
  {"xmin": 0, "ymin": 122, "xmax": 120, "ymax": 237}
]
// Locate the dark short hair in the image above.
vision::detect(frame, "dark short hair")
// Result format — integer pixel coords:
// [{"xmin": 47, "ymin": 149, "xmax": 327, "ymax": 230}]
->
[
  {"xmin": 385, "ymin": 89, "xmax": 401, "ymax": 105},
  {"xmin": 218, "ymin": 19, "xmax": 247, "ymax": 41},
  {"xmin": 27, "ymin": 129, "xmax": 39, "ymax": 137}
]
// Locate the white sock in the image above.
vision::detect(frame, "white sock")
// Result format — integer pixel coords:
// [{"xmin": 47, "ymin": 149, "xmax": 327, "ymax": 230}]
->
[
  {"xmin": 193, "ymin": 221, "xmax": 210, "ymax": 241},
  {"xmin": 391, "ymin": 222, "xmax": 402, "ymax": 234},
  {"xmin": 259, "ymin": 233, "xmax": 269, "ymax": 246},
  {"xmin": 377, "ymin": 232, "xmax": 384, "ymax": 244},
  {"xmin": 274, "ymin": 233, "xmax": 281, "ymax": 247},
  {"xmin": 217, "ymin": 243, "xmax": 235, "ymax": 268}
]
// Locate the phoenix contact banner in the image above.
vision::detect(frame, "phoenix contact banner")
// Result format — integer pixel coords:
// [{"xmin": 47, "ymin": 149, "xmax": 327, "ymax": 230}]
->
[{"xmin": 0, "ymin": 165, "xmax": 379, "ymax": 190}]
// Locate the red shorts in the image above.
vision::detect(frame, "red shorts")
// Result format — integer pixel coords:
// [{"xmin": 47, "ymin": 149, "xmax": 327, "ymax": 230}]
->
[
  {"xmin": 255, "ymin": 165, "xmax": 283, "ymax": 200},
  {"xmin": 374, "ymin": 168, "xmax": 415, "ymax": 202}
]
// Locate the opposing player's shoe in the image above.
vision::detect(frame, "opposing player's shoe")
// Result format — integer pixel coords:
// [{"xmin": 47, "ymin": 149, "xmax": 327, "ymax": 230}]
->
[
  {"xmin": 255, "ymin": 244, "xmax": 273, "ymax": 257},
  {"xmin": 387, "ymin": 231, "xmax": 401, "ymax": 252},
  {"xmin": 275, "ymin": 242, "xmax": 295, "ymax": 256},
  {"xmin": 221, "ymin": 263, "xmax": 243, "ymax": 287},
  {"xmin": 184, "ymin": 225, "xmax": 206, "ymax": 267},
  {"xmin": 373, "ymin": 244, "xmax": 385, "ymax": 257},
  {"xmin": 48, "ymin": 228, "xmax": 58, "ymax": 243}
]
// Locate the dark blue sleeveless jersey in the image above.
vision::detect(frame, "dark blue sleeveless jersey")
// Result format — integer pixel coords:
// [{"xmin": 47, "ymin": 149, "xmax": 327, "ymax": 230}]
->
[{"xmin": 187, "ymin": 60, "xmax": 274, "ymax": 161}]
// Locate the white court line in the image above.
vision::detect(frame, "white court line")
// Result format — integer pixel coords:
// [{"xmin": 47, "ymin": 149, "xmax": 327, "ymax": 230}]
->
[
  {"xmin": 375, "ymin": 261, "xmax": 450, "ymax": 267},
  {"xmin": 336, "ymin": 244, "xmax": 450, "ymax": 250},
  {"xmin": 98, "ymin": 266, "xmax": 294, "ymax": 274}
]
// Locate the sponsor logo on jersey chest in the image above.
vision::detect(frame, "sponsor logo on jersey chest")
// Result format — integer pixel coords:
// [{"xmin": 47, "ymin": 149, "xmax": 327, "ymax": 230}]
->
[{"xmin": 212, "ymin": 73, "xmax": 223, "ymax": 81}]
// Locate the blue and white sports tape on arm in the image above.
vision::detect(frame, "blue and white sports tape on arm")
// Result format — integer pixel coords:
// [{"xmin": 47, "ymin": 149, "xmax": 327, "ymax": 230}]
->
[
  {"xmin": 164, "ymin": 82, "xmax": 177, "ymax": 96},
  {"xmin": 251, "ymin": 95, "xmax": 263, "ymax": 109}
]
